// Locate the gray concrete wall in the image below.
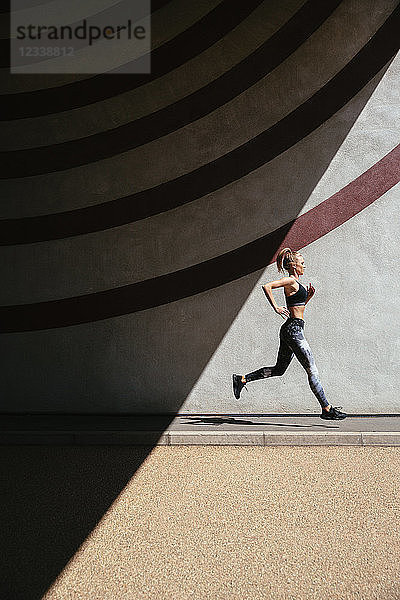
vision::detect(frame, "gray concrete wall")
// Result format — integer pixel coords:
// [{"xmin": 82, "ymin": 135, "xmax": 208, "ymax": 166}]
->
[{"xmin": 0, "ymin": 0, "xmax": 399, "ymax": 413}]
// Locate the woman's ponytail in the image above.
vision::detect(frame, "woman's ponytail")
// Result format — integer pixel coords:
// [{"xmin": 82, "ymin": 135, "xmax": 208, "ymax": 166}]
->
[{"xmin": 277, "ymin": 247, "xmax": 296, "ymax": 273}]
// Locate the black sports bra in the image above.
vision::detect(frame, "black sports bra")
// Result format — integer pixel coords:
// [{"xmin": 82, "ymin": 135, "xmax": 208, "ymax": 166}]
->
[{"xmin": 285, "ymin": 279, "xmax": 307, "ymax": 307}]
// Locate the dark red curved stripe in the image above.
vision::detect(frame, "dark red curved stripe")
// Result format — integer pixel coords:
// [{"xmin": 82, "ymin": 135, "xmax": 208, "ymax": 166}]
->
[
  {"xmin": 1, "ymin": 0, "xmax": 264, "ymax": 119},
  {"xmin": 1, "ymin": 145, "xmax": 398, "ymax": 333},
  {"xmin": 0, "ymin": 6, "xmax": 398, "ymax": 245},
  {"xmin": 0, "ymin": 0, "xmax": 341, "ymax": 176}
]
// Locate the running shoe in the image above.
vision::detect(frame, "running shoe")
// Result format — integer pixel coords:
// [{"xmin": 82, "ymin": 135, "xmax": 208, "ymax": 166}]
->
[
  {"xmin": 232, "ymin": 374, "xmax": 247, "ymax": 399},
  {"xmin": 320, "ymin": 405, "xmax": 347, "ymax": 420}
]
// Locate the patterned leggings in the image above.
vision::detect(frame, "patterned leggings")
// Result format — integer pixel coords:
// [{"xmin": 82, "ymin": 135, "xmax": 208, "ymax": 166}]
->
[{"xmin": 244, "ymin": 318, "xmax": 329, "ymax": 409}]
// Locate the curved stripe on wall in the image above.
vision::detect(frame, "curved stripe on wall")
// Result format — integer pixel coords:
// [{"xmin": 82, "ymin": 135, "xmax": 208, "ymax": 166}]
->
[
  {"xmin": 1, "ymin": 0, "xmax": 265, "ymax": 118},
  {"xmin": 0, "ymin": 0, "xmax": 341, "ymax": 176},
  {"xmin": 0, "ymin": 145, "xmax": 399, "ymax": 333},
  {"xmin": 0, "ymin": 7, "xmax": 398, "ymax": 244}
]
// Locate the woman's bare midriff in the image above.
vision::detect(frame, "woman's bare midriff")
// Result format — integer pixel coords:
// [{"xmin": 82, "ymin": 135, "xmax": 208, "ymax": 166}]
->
[{"xmin": 288, "ymin": 305, "xmax": 305, "ymax": 319}]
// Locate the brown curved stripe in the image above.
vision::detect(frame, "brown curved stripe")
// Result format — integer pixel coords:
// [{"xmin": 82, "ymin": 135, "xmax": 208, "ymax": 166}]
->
[
  {"xmin": 0, "ymin": 144, "xmax": 398, "ymax": 333},
  {"xmin": 0, "ymin": 0, "xmax": 341, "ymax": 176},
  {"xmin": 1, "ymin": 0, "xmax": 264, "ymax": 118},
  {"xmin": 0, "ymin": 6, "xmax": 398, "ymax": 244}
]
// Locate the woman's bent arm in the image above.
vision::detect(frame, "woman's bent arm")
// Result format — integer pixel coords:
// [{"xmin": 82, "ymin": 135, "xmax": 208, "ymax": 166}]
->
[
  {"xmin": 261, "ymin": 284, "xmax": 279, "ymax": 311},
  {"xmin": 262, "ymin": 277, "xmax": 293, "ymax": 318}
]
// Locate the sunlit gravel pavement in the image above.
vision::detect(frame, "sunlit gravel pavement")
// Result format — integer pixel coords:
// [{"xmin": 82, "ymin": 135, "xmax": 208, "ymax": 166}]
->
[{"xmin": 44, "ymin": 446, "xmax": 400, "ymax": 600}]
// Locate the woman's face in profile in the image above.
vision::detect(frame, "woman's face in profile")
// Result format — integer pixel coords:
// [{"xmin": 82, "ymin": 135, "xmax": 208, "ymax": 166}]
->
[{"xmin": 295, "ymin": 255, "xmax": 305, "ymax": 275}]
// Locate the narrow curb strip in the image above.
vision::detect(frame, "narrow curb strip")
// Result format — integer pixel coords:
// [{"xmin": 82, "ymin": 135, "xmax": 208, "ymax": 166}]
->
[{"xmin": 0, "ymin": 431, "xmax": 400, "ymax": 446}]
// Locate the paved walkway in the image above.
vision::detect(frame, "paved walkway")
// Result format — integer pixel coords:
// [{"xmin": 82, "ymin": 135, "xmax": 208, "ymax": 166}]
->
[
  {"xmin": 40, "ymin": 445, "xmax": 400, "ymax": 600},
  {"xmin": 1, "ymin": 413, "xmax": 400, "ymax": 445}
]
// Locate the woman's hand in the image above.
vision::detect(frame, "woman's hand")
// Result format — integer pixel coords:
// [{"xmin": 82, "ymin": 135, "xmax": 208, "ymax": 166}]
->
[
  {"xmin": 275, "ymin": 306, "xmax": 290, "ymax": 319},
  {"xmin": 306, "ymin": 283, "xmax": 315, "ymax": 303}
]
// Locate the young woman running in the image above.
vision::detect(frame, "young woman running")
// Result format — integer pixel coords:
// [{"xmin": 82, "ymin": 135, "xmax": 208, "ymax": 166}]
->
[{"xmin": 232, "ymin": 247, "xmax": 347, "ymax": 419}]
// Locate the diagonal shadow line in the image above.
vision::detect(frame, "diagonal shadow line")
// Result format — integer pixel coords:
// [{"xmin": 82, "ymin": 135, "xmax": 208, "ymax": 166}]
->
[
  {"xmin": 0, "ymin": 143, "xmax": 399, "ymax": 332},
  {"xmin": 0, "ymin": 445, "xmax": 164, "ymax": 600},
  {"xmin": 0, "ymin": 0, "xmax": 265, "ymax": 118},
  {"xmin": 0, "ymin": 410, "xmax": 338, "ymax": 600},
  {"xmin": 0, "ymin": 0, "xmax": 342, "ymax": 172},
  {"xmin": 2, "ymin": 0, "xmax": 169, "ymax": 68},
  {"xmin": 0, "ymin": 8, "xmax": 397, "ymax": 237}
]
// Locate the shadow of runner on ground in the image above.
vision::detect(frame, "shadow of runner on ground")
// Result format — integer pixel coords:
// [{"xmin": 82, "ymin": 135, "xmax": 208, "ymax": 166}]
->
[{"xmin": 182, "ymin": 417, "xmax": 340, "ymax": 429}]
